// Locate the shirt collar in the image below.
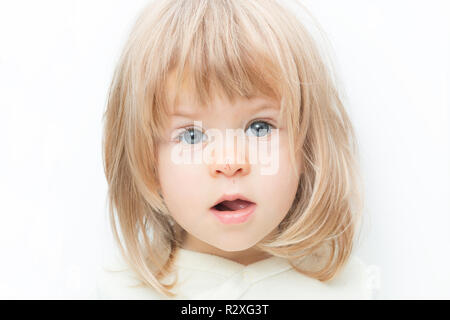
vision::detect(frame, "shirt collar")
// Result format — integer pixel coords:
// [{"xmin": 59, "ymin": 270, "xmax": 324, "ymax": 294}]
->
[{"xmin": 174, "ymin": 248, "xmax": 293, "ymax": 283}]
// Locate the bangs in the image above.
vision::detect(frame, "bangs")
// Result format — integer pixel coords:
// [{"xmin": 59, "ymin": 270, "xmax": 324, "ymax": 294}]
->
[{"xmin": 136, "ymin": 0, "xmax": 298, "ymax": 141}]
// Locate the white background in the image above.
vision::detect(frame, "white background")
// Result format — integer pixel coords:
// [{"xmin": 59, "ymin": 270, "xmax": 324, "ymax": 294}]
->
[{"xmin": 0, "ymin": 0, "xmax": 449, "ymax": 299}]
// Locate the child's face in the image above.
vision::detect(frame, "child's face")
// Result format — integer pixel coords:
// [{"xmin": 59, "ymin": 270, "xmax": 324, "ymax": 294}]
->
[{"xmin": 157, "ymin": 78, "xmax": 301, "ymax": 253}]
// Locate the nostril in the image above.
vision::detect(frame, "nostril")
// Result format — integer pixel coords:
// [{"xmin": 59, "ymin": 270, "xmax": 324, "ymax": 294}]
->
[{"xmin": 216, "ymin": 167, "xmax": 242, "ymax": 175}]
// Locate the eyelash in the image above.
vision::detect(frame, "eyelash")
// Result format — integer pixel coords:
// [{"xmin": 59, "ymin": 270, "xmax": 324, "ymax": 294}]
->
[{"xmin": 173, "ymin": 119, "xmax": 276, "ymax": 145}]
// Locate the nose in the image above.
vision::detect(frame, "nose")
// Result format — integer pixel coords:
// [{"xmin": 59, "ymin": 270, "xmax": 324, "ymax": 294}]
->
[
  {"xmin": 208, "ymin": 141, "xmax": 250, "ymax": 178},
  {"xmin": 209, "ymin": 159, "xmax": 250, "ymax": 177}
]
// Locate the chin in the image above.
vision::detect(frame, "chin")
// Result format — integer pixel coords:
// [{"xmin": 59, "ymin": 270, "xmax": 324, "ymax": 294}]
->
[{"xmin": 211, "ymin": 239, "xmax": 258, "ymax": 252}]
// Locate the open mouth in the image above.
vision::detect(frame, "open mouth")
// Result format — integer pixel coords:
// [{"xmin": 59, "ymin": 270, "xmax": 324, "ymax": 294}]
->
[
  {"xmin": 209, "ymin": 194, "xmax": 257, "ymax": 224},
  {"xmin": 210, "ymin": 195, "xmax": 257, "ymax": 224},
  {"xmin": 212, "ymin": 199, "xmax": 255, "ymax": 212}
]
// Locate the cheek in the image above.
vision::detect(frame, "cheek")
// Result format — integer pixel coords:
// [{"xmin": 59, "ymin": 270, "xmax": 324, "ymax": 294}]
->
[
  {"xmin": 256, "ymin": 138, "xmax": 300, "ymax": 215},
  {"xmin": 157, "ymin": 144, "xmax": 207, "ymax": 213}
]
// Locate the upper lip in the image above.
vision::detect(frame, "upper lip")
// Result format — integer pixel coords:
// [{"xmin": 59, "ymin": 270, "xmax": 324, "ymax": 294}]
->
[{"xmin": 211, "ymin": 193, "xmax": 256, "ymax": 208}]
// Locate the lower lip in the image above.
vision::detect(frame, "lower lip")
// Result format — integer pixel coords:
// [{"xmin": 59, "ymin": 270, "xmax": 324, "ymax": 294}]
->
[{"xmin": 210, "ymin": 203, "xmax": 256, "ymax": 224}]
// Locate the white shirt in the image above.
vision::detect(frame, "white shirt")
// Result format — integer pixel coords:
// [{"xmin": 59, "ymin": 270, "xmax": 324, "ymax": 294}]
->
[{"xmin": 96, "ymin": 248, "xmax": 376, "ymax": 299}]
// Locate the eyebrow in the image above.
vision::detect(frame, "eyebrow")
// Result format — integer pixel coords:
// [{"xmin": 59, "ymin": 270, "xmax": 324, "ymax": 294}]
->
[
  {"xmin": 171, "ymin": 102, "xmax": 279, "ymax": 118},
  {"xmin": 171, "ymin": 109, "xmax": 203, "ymax": 118}
]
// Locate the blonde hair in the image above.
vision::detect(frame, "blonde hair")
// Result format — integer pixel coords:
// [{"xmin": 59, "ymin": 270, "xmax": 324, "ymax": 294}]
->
[{"xmin": 102, "ymin": 0, "xmax": 364, "ymax": 297}]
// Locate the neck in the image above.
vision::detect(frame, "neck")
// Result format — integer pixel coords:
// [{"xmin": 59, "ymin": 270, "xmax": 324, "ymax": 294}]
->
[{"xmin": 180, "ymin": 233, "xmax": 273, "ymax": 266}]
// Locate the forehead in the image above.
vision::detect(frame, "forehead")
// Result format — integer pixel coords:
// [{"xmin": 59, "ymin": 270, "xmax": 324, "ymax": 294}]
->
[
  {"xmin": 171, "ymin": 96, "xmax": 279, "ymax": 119},
  {"xmin": 166, "ymin": 73, "xmax": 279, "ymax": 116}
]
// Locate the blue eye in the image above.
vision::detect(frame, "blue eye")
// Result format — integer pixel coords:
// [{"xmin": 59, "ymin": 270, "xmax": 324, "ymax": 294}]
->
[
  {"xmin": 177, "ymin": 127, "xmax": 207, "ymax": 145},
  {"xmin": 245, "ymin": 120, "xmax": 273, "ymax": 137}
]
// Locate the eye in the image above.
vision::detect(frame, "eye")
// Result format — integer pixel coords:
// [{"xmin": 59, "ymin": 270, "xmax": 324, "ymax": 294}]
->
[
  {"xmin": 176, "ymin": 127, "xmax": 208, "ymax": 145},
  {"xmin": 245, "ymin": 120, "xmax": 273, "ymax": 137}
]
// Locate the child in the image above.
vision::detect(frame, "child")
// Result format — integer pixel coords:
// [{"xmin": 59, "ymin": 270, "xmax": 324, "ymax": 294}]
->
[{"xmin": 98, "ymin": 0, "xmax": 374, "ymax": 299}]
